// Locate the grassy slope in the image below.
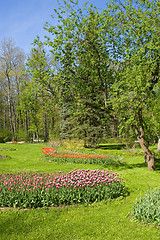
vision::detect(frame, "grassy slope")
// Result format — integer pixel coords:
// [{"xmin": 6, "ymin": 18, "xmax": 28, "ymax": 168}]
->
[{"xmin": 0, "ymin": 143, "xmax": 160, "ymax": 240}]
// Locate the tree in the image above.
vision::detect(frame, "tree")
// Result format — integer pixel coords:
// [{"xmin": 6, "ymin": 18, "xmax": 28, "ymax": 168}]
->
[
  {"xmin": 43, "ymin": 0, "xmax": 159, "ymax": 169},
  {"xmin": 44, "ymin": 0, "xmax": 114, "ymax": 146},
  {"xmin": 0, "ymin": 38, "xmax": 25, "ymax": 136},
  {"xmin": 106, "ymin": 0, "xmax": 160, "ymax": 170},
  {"xmin": 24, "ymin": 42, "xmax": 58, "ymax": 141}
]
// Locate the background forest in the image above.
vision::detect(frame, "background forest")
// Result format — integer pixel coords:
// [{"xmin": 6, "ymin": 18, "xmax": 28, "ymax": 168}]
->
[{"xmin": 0, "ymin": 0, "xmax": 159, "ymax": 170}]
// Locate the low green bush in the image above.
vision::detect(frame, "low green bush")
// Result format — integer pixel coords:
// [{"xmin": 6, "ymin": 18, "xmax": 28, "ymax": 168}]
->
[
  {"xmin": 0, "ymin": 129, "xmax": 13, "ymax": 143},
  {"xmin": 133, "ymin": 188, "xmax": 160, "ymax": 224},
  {"xmin": 14, "ymin": 129, "xmax": 30, "ymax": 142}
]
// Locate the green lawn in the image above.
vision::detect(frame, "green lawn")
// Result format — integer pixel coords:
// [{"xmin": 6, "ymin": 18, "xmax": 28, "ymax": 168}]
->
[{"xmin": 0, "ymin": 143, "xmax": 160, "ymax": 240}]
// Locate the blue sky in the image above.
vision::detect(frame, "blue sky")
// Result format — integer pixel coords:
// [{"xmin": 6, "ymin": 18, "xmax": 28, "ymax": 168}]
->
[{"xmin": 0, "ymin": 0, "xmax": 108, "ymax": 54}]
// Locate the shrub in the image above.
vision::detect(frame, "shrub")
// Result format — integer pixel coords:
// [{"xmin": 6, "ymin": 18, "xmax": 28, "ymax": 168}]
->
[
  {"xmin": 0, "ymin": 169, "xmax": 127, "ymax": 208},
  {"xmin": 15, "ymin": 129, "xmax": 30, "ymax": 142},
  {"xmin": 0, "ymin": 129, "xmax": 13, "ymax": 143},
  {"xmin": 133, "ymin": 188, "xmax": 160, "ymax": 224},
  {"xmin": 47, "ymin": 139, "xmax": 63, "ymax": 148}
]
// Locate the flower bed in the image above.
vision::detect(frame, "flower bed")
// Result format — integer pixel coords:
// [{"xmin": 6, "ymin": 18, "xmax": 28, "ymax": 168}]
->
[
  {"xmin": 0, "ymin": 169, "xmax": 126, "ymax": 208},
  {"xmin": 42, "ymin": 148, "xmax": 123, "ymax": 166}
]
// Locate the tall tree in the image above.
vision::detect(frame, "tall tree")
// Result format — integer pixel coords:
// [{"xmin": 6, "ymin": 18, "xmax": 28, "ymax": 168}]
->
[
  {"xmin": 24, "ymin": 42, "xmax": 58, "ymax": 141},
  {"xmin": 106, "ymin": 0, "xmax": 160, "ymax": 170},
  {"xmin": 0, "ymin": 38, "xmax": 25, "ymax": 135},
  {"xmin": 44, "ymin": 0, "xmax": 114, "ymax": 146},
  {"xmin": 43, "ymin": 0, "xmax": 159, "ymax": 169}
]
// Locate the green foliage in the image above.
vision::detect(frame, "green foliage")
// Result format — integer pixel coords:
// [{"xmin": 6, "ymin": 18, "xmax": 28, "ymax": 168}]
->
[
  {"xmin": 133, "ymin": 188, "xmax": 160, "ymax": 224},
  {"xmin": 19, "ymin": 43, "xmax": 59, "ymax": 142},
  {"xmin": 44, "ymin": 1, "xmax": 114, "ymax": 145},
  {"xmin": 43, "ymin": 0, "xmax": 159, "ymax": 164},
  {"xmin": 60, "ymin": 102, "xmax": 72, "ymax": 139},
  {"xmin": 105, "ymin": 0, "xmax": 159, "ymax": 169},
  {"xmin": 0, "ymin": 129, "xmax": 13, "ymax": 143},
  {"xmin": 109, "ymin": 0, "xmax": 160, "ymax": 130},
  {"xmin": 15, "ymin": 129, "xmax": 30, "ymax": 142},
  {"xmin": 70, "ymin": 98, "xmax": 108, "ymax": 148}
]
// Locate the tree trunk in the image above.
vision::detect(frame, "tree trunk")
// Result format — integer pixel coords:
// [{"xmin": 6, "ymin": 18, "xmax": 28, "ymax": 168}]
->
[
  {"xmin": 113, "ymin": 117, "xmax": 118, "ymax": 138},
  {"xmin": 132, "ymin": 124, "xmax": 155, "ymax": 170},
  {"xmin": 25, "ymin": 112, "xmax": 28, "ymax": 132},
  {"xmin": 44, "ymin": 114, "xmax": 49, "ymax": 142},
  {"xmin": 12, "ymin": 102, "xmax": 16, "ymax": 134},
  {"xmin": 138, "ymin": 137, "xmax": 155, "ymax": 170},
  {"xmin": 6, "ymin": 73, "xmax": 14, "ymax": 133},
  {"xmin": 157, "ymin": 138, "xmax": 160, "ymax": 152}
]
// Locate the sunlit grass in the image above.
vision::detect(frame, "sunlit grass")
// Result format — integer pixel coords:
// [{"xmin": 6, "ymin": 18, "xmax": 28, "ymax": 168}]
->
[{"xmin": 0, "ymin": 143, "xmax": 160, "ymax": 240}]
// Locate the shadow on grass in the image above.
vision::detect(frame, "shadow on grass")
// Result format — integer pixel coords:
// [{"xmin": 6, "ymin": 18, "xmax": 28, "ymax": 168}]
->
[
  {"xmin": 111, "ymin": 158, "xmax": 160, "ymax": 172},
  {"xmin": 0, "ymin": 210, "xmax": 43, "ymax": 238},
  {"xmin": 116, "ymin": 162, "xmax": 147, "ymax": 170},
  {"xmin": 97, "ymin": 144, "xmax": 126, "ymax": 150},
  {"xmin": 155, "ymin": 158, "xmax": 160, "ymax": 171},
  {"xmin": 96, "ymin": 145, "xmax": 160, "ymax": 171}
]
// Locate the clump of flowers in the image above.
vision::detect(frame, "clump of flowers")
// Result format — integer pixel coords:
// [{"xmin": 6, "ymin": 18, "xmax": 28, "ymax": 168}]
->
[
  {"xmin": 42, "ymin": 148, "xmax": 123, "ymax": 166},
  {"xmin": 63, "ymin": 139, "xmax": 84, "ymax": 150},
  {"xmin": 0, "ymin": 169, "xmax": 127, "ymax": 208},
  {"xmin": 42, "ymin": 148, "xmax": 56, "ymax": 154},
  {"xmin": 133, "ymin": 188, "xmax": 160, "ymax": 224}
]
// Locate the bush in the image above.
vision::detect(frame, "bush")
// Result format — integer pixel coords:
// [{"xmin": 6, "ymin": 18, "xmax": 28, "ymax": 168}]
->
[
  {"xmin": 0, "ymin": 129, "xmax": 13, "ymax": 143},
  {"xmin": 15, "ymin": 129, "xmax": 30, "ymax": 142},
  {"xmin": 133, "ymin": 188, "xmax": 160, "ymax": 224},
  {"xmin": 47, "ymin": 139, "xmax": 63, "ymax": 148}
]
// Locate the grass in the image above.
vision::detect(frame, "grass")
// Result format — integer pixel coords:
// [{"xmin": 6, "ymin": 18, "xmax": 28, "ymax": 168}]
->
[{"xmin": 0, "ymin": 142, "xmax": 160, "ymax": 240}]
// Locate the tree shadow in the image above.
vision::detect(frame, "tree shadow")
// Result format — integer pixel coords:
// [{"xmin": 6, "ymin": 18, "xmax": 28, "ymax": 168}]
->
[
  {"xmin": 110, "ymin": 158, "xmax": 160, "ymax": 172},
  {"xmin": 97, "ymin": 144, "xmax": 126, "ymax": 150},
  {"xmin": 0, "ymin": 209, "xmax": 44, "ymax": 238},
  {"xmin": 90, "ymin": 145, "xmax": 160, "ymax": 172},
  {"xmin": 155, "ymin": 157, "xmax": 160, "ymax": 171},
  {"xmin": 119, "ymin": 162, "xmax": 147, "ymax": 170}
]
